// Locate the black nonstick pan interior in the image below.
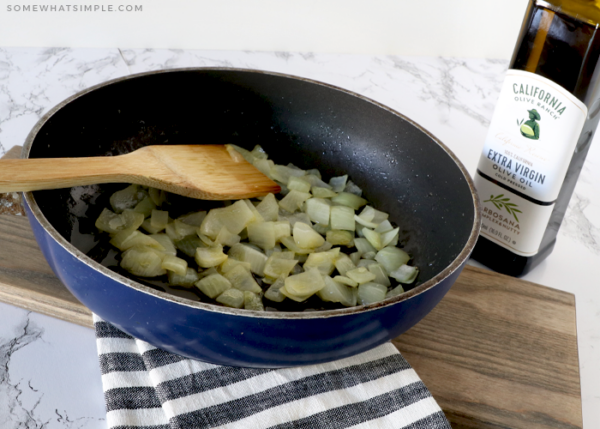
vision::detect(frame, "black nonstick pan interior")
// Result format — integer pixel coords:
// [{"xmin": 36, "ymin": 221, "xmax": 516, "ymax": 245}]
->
[{"xmin": 27, "ymin": 69, "xmax": 475, "ymax": 294}]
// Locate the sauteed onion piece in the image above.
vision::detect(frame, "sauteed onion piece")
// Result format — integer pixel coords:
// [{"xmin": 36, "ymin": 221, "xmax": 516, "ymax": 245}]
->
[{"xmin": 95, "ymin": 144, "xmax": 419, "ymax": 311}]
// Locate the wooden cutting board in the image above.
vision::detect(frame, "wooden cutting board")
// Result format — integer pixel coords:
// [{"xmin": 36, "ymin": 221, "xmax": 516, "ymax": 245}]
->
[{"xmin": 0, "ymin": 148, "xmax": 582, "ymax": 429}]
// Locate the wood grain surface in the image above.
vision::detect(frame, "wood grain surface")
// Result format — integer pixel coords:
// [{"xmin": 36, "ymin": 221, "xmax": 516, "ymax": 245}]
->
[
  {"xmin": 0, "ymin": 144, "xmax": 280, "ymax": 199},
  {"xmin": 393, "ymin": 269, "xmax": 582, "ymax": 429},
  {"xmin": 0, "ymin": 149, "xmax": 582, "ymax": 429}
]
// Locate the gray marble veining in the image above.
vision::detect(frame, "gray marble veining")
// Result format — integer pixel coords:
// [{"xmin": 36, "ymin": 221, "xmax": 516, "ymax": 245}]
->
[
  {"xmin": 0, "ymin": 47, "xmax": 129, "ymax": 157},
  {"xmin": 0, "ymin": 305, "xmax": 105, "ymax": 428},
  {"xmin": 0, "ymin": 314, "xmax": 45, "ymax": 428},
  {"xmin": 563, "ymin": 193, "xmax": 600, "ymax": 254}
]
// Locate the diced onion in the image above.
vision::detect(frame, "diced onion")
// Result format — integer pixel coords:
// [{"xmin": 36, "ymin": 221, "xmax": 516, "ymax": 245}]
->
[
  {"xmin": 121, "ymin": 246, "xmax": 166, "ymax": 277},
  {"xmin": 380, "ymin": 227, "xmax": 399, "ymax": 248},
  {"xmin": 279, "ymin": 190, "xmax": 312, "ymax": 213},
  {"xmin": 98, "ymin": 145, "xmax": 419, "ymax": 312},
  {"xmin": 345, "ymin": 267, "xmax": 377, "ymax": 285},
  {"xmin": 141, "ymin": 219, "xmax": 163, "ymax": 234},
  {"xmin": 357, "ymin": 259, "xmax": 378, "ymax": 268},
  {"xmin": 133, "ymin": 196, "xmax": 157, "ymax": 218},
  {"xmin": 151, "ymin": 209, "xmax": 169, "ymax": 231},
  {"xmin": 223, "ymin": 265, "xmax": 262, "ymax": 293},
  {"xmin": 326, "ymin": 230, "xmax": 353, "ymax": 246},
  {"xmin": 303, "ymin": 248, "xmax": 340, "ymax": 276},
  {"xmin": 280, "ymin": 236, "xmax": 315, "ymax": 255},
  {"xmin": 278, "ymin": 211, "xmax": 311, "ymax": 228},
  {"xmin": 386, "ymin": 284, "xmax": 405, "ymax": 299},
  {"xmin": 196, "ymin": 273, "xmax": 232, "ymax": 298},
  {"xmin": 228, "ymin": 243, "xmax": 268, "ymax": 276},
  {"xmin": 256, "ymin": 193, "xmax": 279, "ymax": 221},
  {"xmin": 282, "ymin": 268, "xmax": 325, "ymax": 300},
  {"xmin": 96, "ymin": 208, "xmax": 144, "ymax": 234},
  {"xmin": 358, "ymin": 282, "xmax": 387, "ymax": 305},
  {"xmin": 312, "ymin": 187, "xmax": 337, "ymax": 198},
  {"xmin": 312, "ymin": 223, "xmax": 330, "ymax": 235},
  {"xmin": 331, "ymin": 192, "xmax": 367, "ymax": 210},
  {"xmin": 344, "ymin": 180, "xmax": 363, "ymax": 196},
  {"xmin": 264, "ymin": 255, "xmax": 298, "ymax": 279},
  {"xmin": 362, "ymin": 251, "xmax": 377, "ymax": 260},
  {"xmin": 270, "ymin": 164, "xmax": 306, "ymax": 184},
  {"xmin": 149, "ymin": 187, "xmax": 167, "ymax": 206},
  {"xmin": 330, "ymin": 206, "xmax": 355, "ymax": 231},
  {"xmin": 242, "ymin": 199, "xmax": 265, "ymax": 224},
  {"xmin": 220, "ymin": 258, "xmax": 252, "ymax": 274},
  {"xmin": 174, "ymin": 219, "xmax": 198, "ymax": 238},
  {"xmin": 329, "ymin": 175, "xmax": 348, "ymax": 192},
  {"xmin": 354, "ymin": 237, "xmax": 376, "ymax": 254},
  {"xmin": 248, "ymin": 221, "xmax": 276, "ymax": 251},
  {"xmin": 335, "ymin": 253, "xmax": 356, "ymax": 276},
  {"xmin": 110, "ymin": 230, "xmax": 165, "ymax": 252},
  {"xmin": 374, "ymin": 219, "xmax": 393, "ymax": 233},
  {"xmin": 317, "ymin": 276, "xmax": 357, "ymax": 307},
  {"xmin": 150, "ymin": 234, "xmax": 177, "ymax": 256},
  {"xmin": 264, "ymin": 278, "xmax": 287, "ymax": 302},
  {"xmin": 225, "ymin": 143, "xmax": 252, "ymax": 163},
  {"xmin": 195, "ymin": 245, "xmax": 228, "ymax": 268},
  {"xmin": 216, "ymin": 288, "xmax": 244, "ymax": 308},
  {"xmin": 253, "ymin": 158, "xmax": 273, "ymax": 177},
  {"xmin": 199, "ymin": 208, "xmax": 226, "ymax": 239},
  {"xmin": 375, "ymin": 246, "xmax": 411, "ymax": 273},
  {"xmin": 293, "ymin": 222, "xmax": 325, "ymax": 249},
  {"xmin": 354, "ymin": 215, "xmax": 379, "ymax": 229},
  {"xmin": 244, "ymin": 291, "xmax": 265, "ymax": 311},
  {"xmin": 177, "ymin": 211, "xmax": 207, "ymax": 227},
  {"xmin": 165, "ymin": 222, "xmax": 182, "ymax": 241},
  {"xmin": 273, "ymin": 221, "xmax": 291, "ymax": 243},
  {"xmin": 168, "ymin": 268, "xmax": 200, "ymax": 287},
  {"xmin": 110, "ymin": 184, "xmax": 145, "ymax": 214},
  {"xmin": 303, "ymin": 174, "xmax": 330, "ymax": 189},
  {"xmin": 219, "ymin": 200, "xmax": 255, "ymax": 235},
  {"xmin": 288, "ymin": 176, "xmax": 312, "ymax": 193},
  {"xmin": 362, "ymin": 228, "xmax": 383, "ymax": 251},
  {"xmin": 368, "ymin": 263, "xmax": 391, "ymax": 287},
  {"xmin": 332, "ymin": 275, "xmax": 358, "ymax": 287},
  {"xmin": 175, "ymin": 235, "xmax": 207, "ymax": 258},
  {"xmin": 390, "ymin": 264, "xmax": 419, "ymax": 284},
  {"xmin": 305, "ymin": 168, "xmax": 322, "ymax": 179},
  {"xmin": 251, "ymin": 145, "xmax": 268, "ymax": 160},
  {"xmin": 215, "ymin": 227, "xmax": 241, "ymax": 247},
  {"xmin": 360, "ymin": 206, "xmax": 389, "ymax": 225},
  {"xmin": 161, "ymin": 254, "xmax": 188, "ymax": 276},
  {"xmin": 305, "ymin": 198, "xmax": 331, "ymax": 226}
]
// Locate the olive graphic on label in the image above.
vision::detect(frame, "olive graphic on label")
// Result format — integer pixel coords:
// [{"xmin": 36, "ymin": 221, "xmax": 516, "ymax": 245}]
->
[{"xmin": 519, "ymin": 109, "xmax": 541, "ymax": 140}]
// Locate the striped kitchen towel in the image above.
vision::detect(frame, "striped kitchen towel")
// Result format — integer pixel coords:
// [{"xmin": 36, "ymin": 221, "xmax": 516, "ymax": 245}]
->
[{"xmin": 94, "ymin": 316, "xmax": 450, "ymax": 429}]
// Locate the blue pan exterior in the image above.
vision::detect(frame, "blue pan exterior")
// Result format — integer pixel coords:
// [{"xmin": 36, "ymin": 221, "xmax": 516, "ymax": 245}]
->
[
  {"xmin": 25, "ymin": 199, "xmax": 466, "ymax": 368},
  {"xmin": 21, "ymin": 68, "xmax": 481, "ymax": 368}
]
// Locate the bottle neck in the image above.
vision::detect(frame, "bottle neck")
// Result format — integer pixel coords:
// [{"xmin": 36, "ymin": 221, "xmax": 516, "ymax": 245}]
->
[{"xmin": 510, "ymin": 0, "xmax": 600, "ymax": 105}]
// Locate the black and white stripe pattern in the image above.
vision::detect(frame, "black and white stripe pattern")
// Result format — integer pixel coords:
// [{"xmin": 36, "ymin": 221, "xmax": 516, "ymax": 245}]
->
[{"xmin": 94, "ymin": 316, "xmax": 450, "ymax": 429}]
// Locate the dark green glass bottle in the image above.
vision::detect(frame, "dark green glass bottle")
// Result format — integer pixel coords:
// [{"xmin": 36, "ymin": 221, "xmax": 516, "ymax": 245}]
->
[{"xmin": 471, "ymin": 0, "xmax": 600, "ymax": 276}]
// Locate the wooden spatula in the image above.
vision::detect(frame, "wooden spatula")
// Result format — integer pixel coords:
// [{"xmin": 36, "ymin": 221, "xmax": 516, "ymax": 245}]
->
[{"xmin": 0, "ymin": 145, "xmax": 281, "ymax": 200}]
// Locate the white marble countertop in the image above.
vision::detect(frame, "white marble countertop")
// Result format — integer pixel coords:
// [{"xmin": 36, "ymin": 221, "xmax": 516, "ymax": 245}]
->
[{"xmin": 0, "ymin": 47, "xmax": 598, "ymax": 428}]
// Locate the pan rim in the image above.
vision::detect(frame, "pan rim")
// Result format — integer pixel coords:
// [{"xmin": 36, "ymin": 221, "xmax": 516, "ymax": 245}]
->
[{"xmin": 22, "ymin": 66, "xmax": 482, "ymax": 320}]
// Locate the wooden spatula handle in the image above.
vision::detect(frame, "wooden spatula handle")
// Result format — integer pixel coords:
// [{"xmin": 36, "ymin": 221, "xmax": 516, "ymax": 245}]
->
[
  {"xmin": 0, "ymin": 145, "xmax": 280, "ymax": 199},
  {"xmin": 0, "ymin": 156, "xmax": 132, "ymax": 192}
]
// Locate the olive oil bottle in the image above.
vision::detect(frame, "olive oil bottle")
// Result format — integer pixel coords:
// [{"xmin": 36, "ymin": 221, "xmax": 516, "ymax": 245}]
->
[{"xmin": 471, "ymin": 0, "xmax": 600, "ymax": 276}]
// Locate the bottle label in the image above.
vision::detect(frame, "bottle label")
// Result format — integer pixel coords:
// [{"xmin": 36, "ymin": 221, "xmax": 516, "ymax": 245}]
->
[{"xmin": 475, "ymin": 69, "xmax": 587, "ymax": 256}]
